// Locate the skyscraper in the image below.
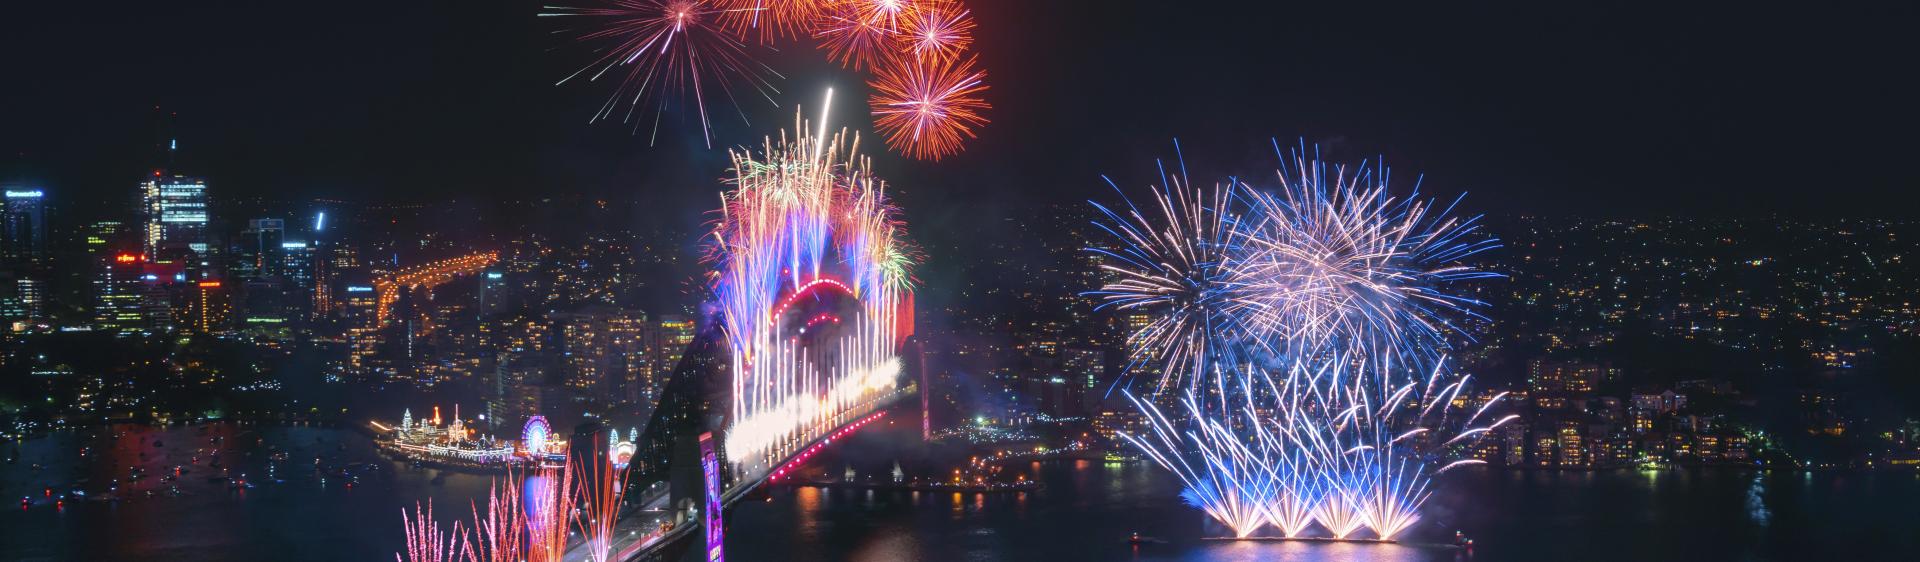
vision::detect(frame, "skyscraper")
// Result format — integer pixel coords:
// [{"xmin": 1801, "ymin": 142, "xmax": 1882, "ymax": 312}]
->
[
  {"xmin": 235, "ymin": 218, "xmax": 286, "ymax": 280},
  {"xmin": 188, "ymin": 280, "xmax": 231, "ymax": 333},
  {"xmin": 141, "ymin": 171, "xmax": 209, "ymax": 258},
  {"xmin": 1, "ymin": 187, "xmax": 48, "ymax": 266},
  {"xmin": 1, "ymin": 187, "xmax": 50, "ymax": 330},
  {"xmin": 95, "ymin": 252, "xmax": 168, "ymax": 332}
]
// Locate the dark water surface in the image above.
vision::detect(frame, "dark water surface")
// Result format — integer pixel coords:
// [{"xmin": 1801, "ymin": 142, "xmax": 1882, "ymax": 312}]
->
[
  {"xmin": 5, "ymin": 424, "xmax": 1918, "ymax": 561},
  {"xmin": 729, "ymin": 458, "xmax": 1920, "ymax": 562}
]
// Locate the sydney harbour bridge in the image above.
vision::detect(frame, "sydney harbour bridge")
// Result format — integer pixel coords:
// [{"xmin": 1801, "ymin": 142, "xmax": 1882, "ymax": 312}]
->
[{"xmin": 562, "ymin": 122, "xmax": 925, "ymax": 562}]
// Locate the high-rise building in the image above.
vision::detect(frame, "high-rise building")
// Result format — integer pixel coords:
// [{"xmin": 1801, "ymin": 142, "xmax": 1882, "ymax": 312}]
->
[
  {"xmin": 1, "ymin": 277, "xmax": 46, "ymax": 331},
  {"xmin": 342, "ymin": 284, "xmax": 380, "ymax": 372},
  {"xmin": 641, "ymin": 315, "xmax": 697, "ymax": 407},
  {"xmin": 234, "ymin": 219, "xmax": 286, "ymax": 280},
  {"xmin": 188, "ymin": 280, "xmax": 231, "ymax": 332},
  {"xmin": 281, "ymin": 241, "xmax": 314, "ymax": 291},
  {"xmin": 556, "ymin": 308, "xmax": 653, "ymax": 405},
  {"xmin": 490, "ymin": 351, "xmax": 553, "ymax": 432},
  {"xmin": 141, "ymin": 172, "xmax": 209, "ymax": 258},
  {"xmin": 1063, "ymin": 347, "xmax": 1106, "ymax": 415},
  {"xmin": 2, "ymin": 187, "xmax": 49, "ymax": 267},
  {"xmin": 477, "ymin": 270, "xmax": 508, "ymax": 318},
  {"xmin": 95, "ymin": 252, "xmax": 168, "ymax": 332}
]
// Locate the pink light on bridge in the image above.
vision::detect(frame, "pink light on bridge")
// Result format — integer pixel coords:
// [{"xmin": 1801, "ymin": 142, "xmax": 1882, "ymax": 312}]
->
[{"xmin": 769, "ymin": 411, "xmax": 888, "ymax": 483}]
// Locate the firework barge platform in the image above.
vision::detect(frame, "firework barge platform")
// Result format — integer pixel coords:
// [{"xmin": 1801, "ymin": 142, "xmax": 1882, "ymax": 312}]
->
[
  {"xmin": 787, "ymin": 479, "xmax": 1042, "ymax": 494},
  {"xmin": 1200, "ymin": 536, "xmax": 1468, "ymax": 549}
]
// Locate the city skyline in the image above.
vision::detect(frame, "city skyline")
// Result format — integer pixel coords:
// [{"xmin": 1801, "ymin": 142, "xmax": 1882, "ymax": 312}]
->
[{"xmin": 4, "ymin": 2, "xmax": 1918, "ymax": 561}]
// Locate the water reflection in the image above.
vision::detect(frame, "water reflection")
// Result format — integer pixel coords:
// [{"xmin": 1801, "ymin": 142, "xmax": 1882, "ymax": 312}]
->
[
  {"xmin": 731, "ymin": 461, "xmax": 1920, "ymax": 562},
  {"xmin": 1744, "ymin": 473, "xmax": 1770, "ymax": 527}
]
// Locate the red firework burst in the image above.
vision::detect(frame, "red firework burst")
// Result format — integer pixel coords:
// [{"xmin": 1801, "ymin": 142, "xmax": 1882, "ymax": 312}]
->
[
  {"xmin": 895, "ymin": 0, "xmax": 973, "ymax": 63},
  {"xmin": 714, "ymin": 0, "xmax": 831, "ymax": 44},
  {"xmin": 545, "ymin": 0, "xmax": 782, "ymax": 146},
  {"xmin": 814, "ymin": 1, "xmax": 897, "ymax": 70},
  {"xmin": 868, "ymin": 55, "xmax": 990, "ymax": 160},
  {"xmin": 853, "ymin": 0, "xmax": 916, "ymax": 30}
]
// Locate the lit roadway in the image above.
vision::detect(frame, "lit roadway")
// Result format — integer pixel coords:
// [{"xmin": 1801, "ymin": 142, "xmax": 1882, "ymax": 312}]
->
[
  {"xmin": 371, "ymin": 250, "xmax": 498, "ymax": 327},
  {"xmin": 570, "ymin": 387, "xmax": 912, "ymax": 562}
]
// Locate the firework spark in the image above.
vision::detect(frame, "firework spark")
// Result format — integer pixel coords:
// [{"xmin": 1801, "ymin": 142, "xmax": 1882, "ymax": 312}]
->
[
  {"xmin": 467, "ymin": 472, "xmax": 527, "ymax": 562},
  {"xmin": 1230, "ymin": 142, "xmax": 1501, "ymax": 369},
  {"xmin": 1093, "ymin": 143, "xmax": 1505, "ymax": 541},
  {"xmin": 896, "ymin": 1, "xmax": 973, "ymax": 62},
  {"xmin": 1120, "ymin": 358, "xmax": 1506, "ymax": 541},
  {"xmin": 571, "ymin": 445, "xmax": 632, "ymax": 562},
  {"xmin": 815, "ymin": 1, "xmax": 897, "ymax": 70},
  {"xmin": 712, "ymin": 104, "xmax": 917, "ymax": 477},
  {"xmin": 714, "ymin": 0, "xmax": 830, "ymax": 43},
  {"xmin": 1120, "ymin": 390, "xmax": 1277, "ymax": 538},
  {"xmin": 397, "ymin": 501, "xmax": 469, "ymax": 562},
  {"xmin": 524, "ymin": 466, "xmax": 579, "ymax": 562},
  {"xmin": 544, "ymin": 0, "xmax": 783, "ymax": 146},
  {"xmin": 1085, "ymin": 157, "xmax": 1250, "ymax": 394},
  {"xmin": 868, "ymin": 56, "xmax": 989, "ymax": 160}
]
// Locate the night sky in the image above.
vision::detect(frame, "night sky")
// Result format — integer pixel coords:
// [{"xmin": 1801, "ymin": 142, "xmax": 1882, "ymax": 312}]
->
[{"xmin": 2, "ymin": 1, "xmax": 1913, "ymax": 232}]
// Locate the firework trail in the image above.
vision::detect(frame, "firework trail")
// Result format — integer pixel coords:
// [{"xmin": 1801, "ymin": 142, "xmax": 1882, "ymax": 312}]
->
[
  {"xmin": 1230, "ymin": 141, "xmax": 1501, "ymax": 371},
  {"xmin": 814, "ymin": 1, "xmax": 898, "ymax": 70},
  {"xmin": 867, "ymin": 55, "xmax": 989, "ymax": 161},
  {"xmin": 1121, "ymin": 357, "xmax": 1509, "ymax": 540},
  {"xmin": 1084, "ymin": 149, "xmax": 1251, "ymax": 395},
  {"xmin": 543, "ymin": 0, "xmax": 783, "ymax": 146},
  {"xmin": 896, "ymin": 0, "xmax": 973, "ymax": 63},
  {"xmin": 524, "ymin": 466, "xmax": 579, "ymax": 562},
  {"xmin": 546, "ymin": 0, "xmax": 992, "ymax": 159},
  {"xmin": 715, "ymin": 0, "xmax": 830, "ymax": 43},
  {"xmin": 1119, "ymin": 390, "xmax": 1276, "ymax": 538},
  {"xmin": 712, "ymin": 105, "xmax": 916, "ymax": 476},
  {"xmin": 571, "ymin": 445, "xmax": 632, "ymax": 562},
  {"xmin": 467, "ymin": 471, "xmax": 528, "ymax": 562},
  {"xmin": 397, "ymin": 501, "xmax": 470, "ymax": 562},
  {"xmin": 1094, "ymin": 142, "xmax": 1506, "ymax": 540}
]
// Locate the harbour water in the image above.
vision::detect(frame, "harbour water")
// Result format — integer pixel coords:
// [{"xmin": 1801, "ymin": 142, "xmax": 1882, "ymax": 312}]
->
[{"xmin": 4, "ymin": 424, "xmax": 1917, "ymax": 561}]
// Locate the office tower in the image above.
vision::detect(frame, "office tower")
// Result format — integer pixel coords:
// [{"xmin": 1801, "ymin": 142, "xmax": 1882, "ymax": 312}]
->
[
  {"xmin": 1, "ymin": 277, "xmax": 45, "ymax": 331},
  {"xmin": 235, "ymin": 219, "xmax": 286, "ymax": 280},
  {"xmin": 95, "ymin": 251, "xmax": 168, "ymax": 332},
  {"xmin": 477, "ymin": 269, "xmax": 508, "ymax": 318},
  {"xmin": 141, "ymin": 171, "xmax": 210, "ymax": 259},
  {"xmin": 281, "ymin": 240, "xmax": 313, "ymax": 291},
  {"xmin": 1, "ymin": 187, "xmax": 48, "ymax": 267},
  {"xmin": 188, "ymin": 280, "xmax": 231, "ymax": 332}
]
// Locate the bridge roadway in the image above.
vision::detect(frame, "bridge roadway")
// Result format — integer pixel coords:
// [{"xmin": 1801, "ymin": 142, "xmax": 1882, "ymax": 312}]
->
[{"xmin": 562, "ymin": 388, "xmax": 912, "ymax": 562}]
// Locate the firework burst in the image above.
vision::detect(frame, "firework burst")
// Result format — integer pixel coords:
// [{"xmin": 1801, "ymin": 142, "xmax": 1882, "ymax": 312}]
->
[
  {"xmin": 895, "ymin": 0, "xmax": 973, "ymax": 62},
  {"xmin": 714, "ymin": 0, "xmax": 830, "ymax": 43},
  {"xmin": 1093, "ymin": 141, "xmax": 1506, "ymax": 541},
  {"xmin": 711, "ymin": 105, "xmax": 917, "ymax": 477},
  {"xmin": 1230, "ymin": 142, "xmax": 1501, "ymax": 369},
  {"xmin": 868, "ymin": 56, "xmax": 989, "ymax": 160},
  {"xmin": 1120, "ymin": 357, "xmax": 1510, "ymax": 540},
  {"xmin": 1120, "ymin": 390, "xmax": 1277, "ymax": 538},
  {"xmin": 1085, "ymin": 156, "xmax": 1251, "ymax": 394},
  {"xmin": 544, "ymin": 0, "xmax": 783, "ymax": 146},
  {"xmin": 546, "ymin": 0, "xmax": 992, "ymax": 159},
  {"xmin": 814, "ymin": 1, "xmax": 898, "ymax": 70}
]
